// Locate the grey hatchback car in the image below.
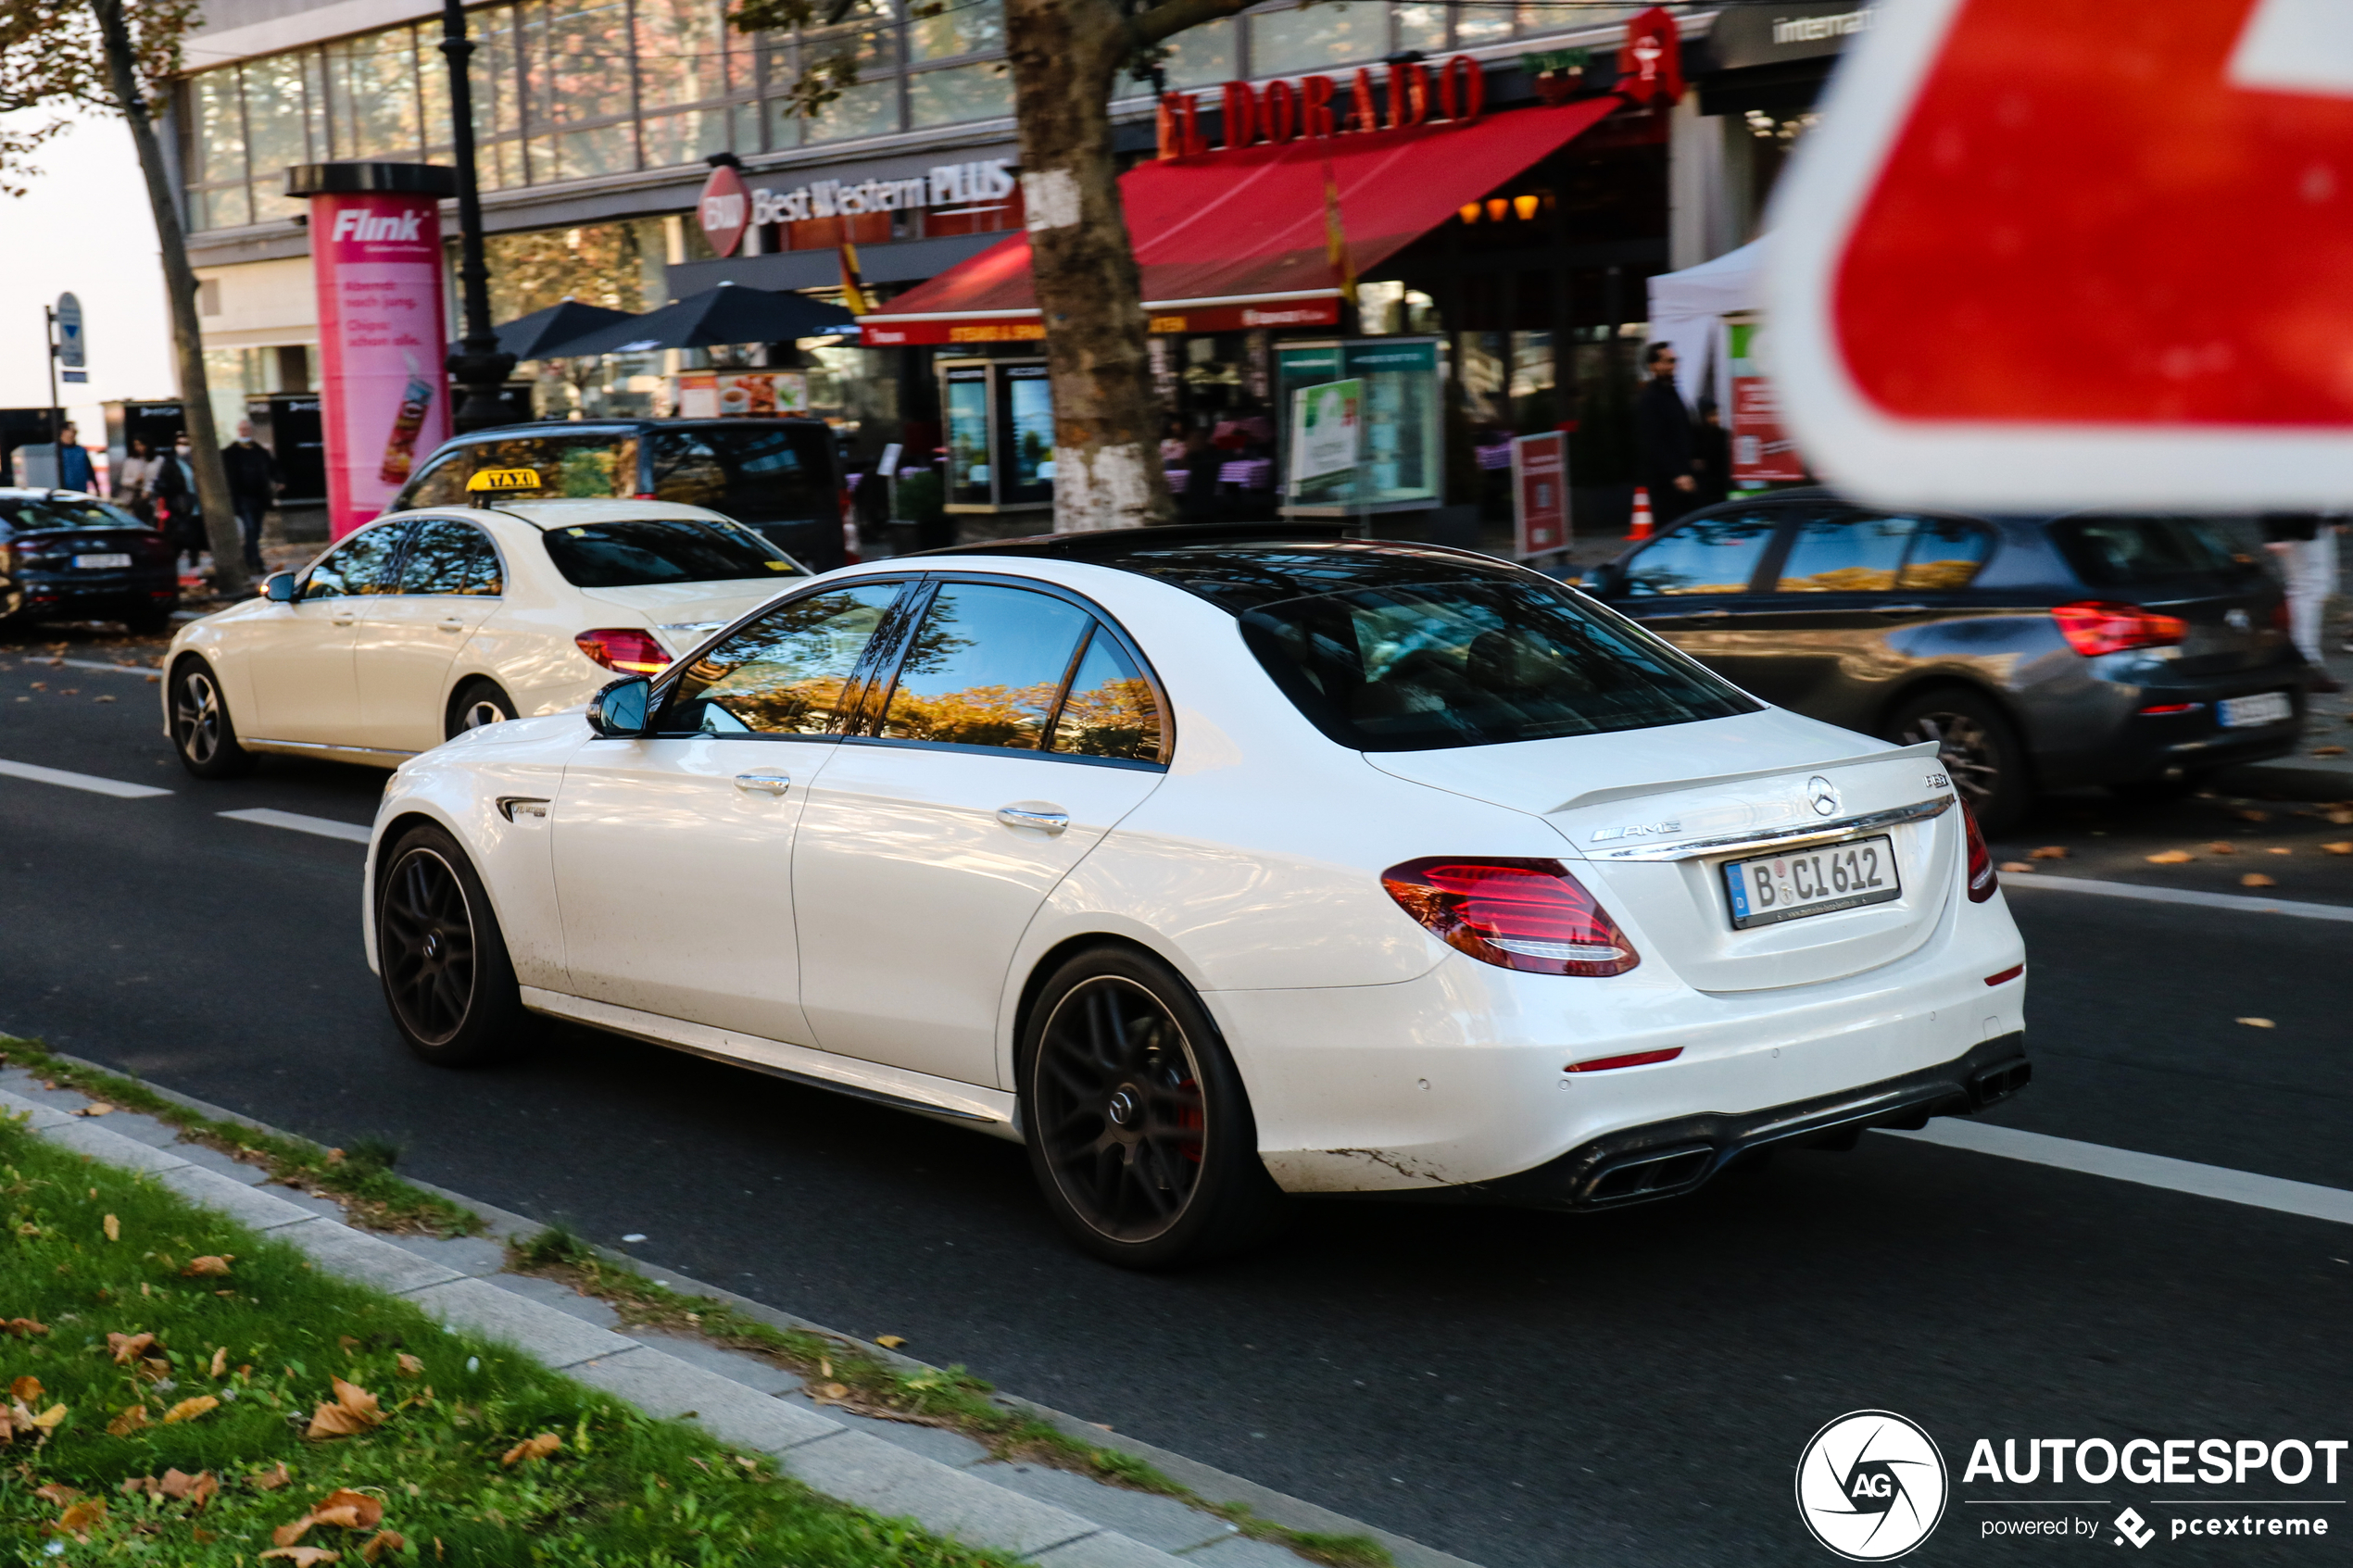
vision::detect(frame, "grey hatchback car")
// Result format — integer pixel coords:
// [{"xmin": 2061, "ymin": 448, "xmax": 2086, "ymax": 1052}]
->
[{"xmin": 1580, "ymin": 492, "xmax": 2309, "ymax": 830}]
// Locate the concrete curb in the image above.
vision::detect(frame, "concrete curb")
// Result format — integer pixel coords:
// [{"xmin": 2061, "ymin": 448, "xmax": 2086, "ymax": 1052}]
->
[{"xmin": 0, "ymin": 1061, "xmax": 1482, "ymax": 1568}]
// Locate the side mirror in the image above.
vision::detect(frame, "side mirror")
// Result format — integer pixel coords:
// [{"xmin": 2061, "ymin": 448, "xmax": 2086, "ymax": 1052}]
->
[
  {"xmin": 263, "ymin": 571, "xmax": 298, "ymax": 603},
  {"xmin": 587, "ymin": 676, "xmax": 651, "ymax": 737}
]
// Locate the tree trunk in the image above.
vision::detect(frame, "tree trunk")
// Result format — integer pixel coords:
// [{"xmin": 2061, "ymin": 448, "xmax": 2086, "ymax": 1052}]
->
[
  {"xmin": 1001, "ymin": 0, "xmax": 1173, "ymax": 531},
  {"xmin": 92, "ymin": 0, "xmax": 249, "ymax": 596}
]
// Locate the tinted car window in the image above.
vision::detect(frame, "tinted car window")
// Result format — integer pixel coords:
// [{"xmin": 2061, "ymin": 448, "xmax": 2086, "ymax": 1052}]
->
[
  {"xmin": 662, "ymin": 583, "xmax": 902, "ymax": 735},
  {"xmin": 1115, "ymin": 543, "xmax": 1758, "ymax": 752},
  {"xmin": 879, "ymin": 583, "xmax": 1092, "ymax": 750},
  {"xmin": 1776, "ymin": 513, "xmax": 1913, "ymax": 593},
  {"xmin": 399, "ymin": 518, "xmax": 501, "ymax": 596},
  {"xmin": 1895, "ymin": 517, "xmax": 1993, "ymax": 590},
  {"xmin": 541, "ymin": 518, "xmax": 808, "ymax": 587},
  {"xmin": 1052, "ymin": 629, "xmax": 1164, "ymax": 762},
  {"xmin": 302, "ymin": 523, "xmax": 408, "ymax": 599},
  {"xmin": 1622, "ymin": 512, "xmax": 1778, "ymax": 596},
  {"xmin": 2052, "ymin": 516, "xmax": 2255, "ymax": 587},
  {"xmin": 404, "ymin": 433, "xmax": 641, "ymax": 508},
  {"xmin": 0, "ymin": 496, "xmax": 146, "ymax": 533},
  {"xmin": 649, "ymin": 426, "xmax": 833, "ymax": 518}
]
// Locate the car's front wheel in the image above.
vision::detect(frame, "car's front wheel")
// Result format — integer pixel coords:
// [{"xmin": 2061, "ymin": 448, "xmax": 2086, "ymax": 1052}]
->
[
  {"xmin": 376, "ymin": 823, "xmax": 534, "ymax": 1067},
  {"xmin": 169, "ymin": 658, "xmax": 255, "ymax": 779},
  {"xmin": 1019, "ymin": 945, "xmax": 1284, "ymax": 1269},
  {"xmin": 1884, "ymin": 687, "xmax": 2031, "ymax": 834}
]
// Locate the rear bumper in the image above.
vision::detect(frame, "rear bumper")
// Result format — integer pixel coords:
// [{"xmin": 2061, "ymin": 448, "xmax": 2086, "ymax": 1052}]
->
[
  {"xmin": 7, "ymin": 571, "xmax": 178, "ymax": 618},
  {"xmin": 2035, "ymin": 662, "xmax": 2309, "ymax": 787},
  {"xmin": 1456, "ymin": 1032, "xmax": 2029, "ymax": 1210}
]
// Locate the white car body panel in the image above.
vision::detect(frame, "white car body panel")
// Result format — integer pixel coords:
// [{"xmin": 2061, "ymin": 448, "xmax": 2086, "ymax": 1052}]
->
[{"xmin": 366, "ymin": 546, "xmax": 2029, "ymax": 1199}]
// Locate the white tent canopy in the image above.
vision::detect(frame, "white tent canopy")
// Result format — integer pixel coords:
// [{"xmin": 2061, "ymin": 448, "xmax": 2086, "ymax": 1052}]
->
[{"xmin": 1645, "ymin": 234, "xmax": 1769, "ymax": 416}]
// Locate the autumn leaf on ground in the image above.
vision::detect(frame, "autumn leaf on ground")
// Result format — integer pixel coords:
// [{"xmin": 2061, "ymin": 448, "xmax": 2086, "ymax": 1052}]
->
[
  {"xmin": 10, "ymin": 1375, "xmax": 38, "ymax": 1404},
  {"xmin": 396, "ymin": 1353, "xmax": 423, "ymax": 1377},
  {"xmin": 307, "ymin": 1378, "xmax": 384, "ymax": 1438},
  {"xmin": 2237, "ymin": 1016, "xmax": 2275, "ymax": 1028},
  {"xmin": 250, "ymin": 1461, "xmax": 292, "ymax": 1491},
  {"xmin": 75, "ymin": 1102, "xmax": 114, "ymax": 1117},
  {"xmin": 258, "ymin": 1549, "xmax": 340, "ymax": 1565},
  {"xmin": 107, "ymin": 1403, "xmax": 150, "ymax": 1436},
  {"xmin": 813, "ymin": 1382, "xmax": 850, "ymax": 1400},
  {"xmin": 209, "ymin": 1346, "xmax": 228, "ymax": 1377},
  {"xmin": 359, "ymin": 1530, "xmax": 406, "ymax": 1564},
  {"xmin": 2146, "ymin": 850, "xmax": 2195, "ymax": 864},
  {"xmin": 5, "ymin": 1318, "xmax": 49, "ymax": 1336},
  {"xmin": 163, "ymin": 1395, "xmax": 220, "ymax": 1424},
  {"xmin": 57, "ymin": 1498, "xmax": 107, "ymax": 1534},
  {"xmin": 29, "ymin": 1403, "xmax": 67, "ymax": 1430},
  {"xmin": 310, "ymin": 1489, "xmax": 384, "ymax": 1529},
  {"xmin": 108, "ymin": 1331, "xmax": 155, "ymax": 1363},
  {"xmin": 2324, "ymin": 842, "xmax": 2353, "ymax": 855},
  {"xmin": 32, "ymin": 1484, "xmax": 81, "ymax": 1504},
  {"xmin": 2241, "ymin": 872, "xmax": 2277, "ymax": 887},
  {"xmin": 1997, "ymin": 861, "xmax": 2036, "ymax": 874},
  {"xmin": 875, "ymin": 1336, "xmax": 907, "ymax": 1348},
  {"xmin": 2312, "ymin": 745, "xmax": 2347, "ymax": 757},
  {"xmin": 182, "ymin": 1255, "xmax": 234, "ymax": 1276},
  {"xmin": 2027, "ymin": 845, "xmax": 2068, "ymax": 859},
  {"xmin": 103, "ymin": 1213, "xmax": 120, "ymax": 1241},
  {"xmin": 2204, "ymin": 841, "xmax": 2238, "ymax": 855},
  {"xmin": 500, "ymin": 1432, "xmax": 561, "ymax": 1465}
]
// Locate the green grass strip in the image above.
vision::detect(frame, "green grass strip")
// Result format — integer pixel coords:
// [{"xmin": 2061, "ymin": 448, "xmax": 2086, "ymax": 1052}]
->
[{"xmin": 0, "ymin": 1109, "xmax": 1026, "ymax": 1566}]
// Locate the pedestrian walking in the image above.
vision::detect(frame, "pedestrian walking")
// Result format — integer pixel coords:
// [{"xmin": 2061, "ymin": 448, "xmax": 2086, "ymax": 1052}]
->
[
  {"xmin": 152, "ymin": 434, "xmax": 204, "ymax": 573},
  {"xmin": 221, "ymin": 418, "xmax": 280, "ymax": 576},
  {"xmin": 2263, "ymin": 512, "xmax": 2343, "ymax": 692},
  {"xmin": 1693, "ymin": 395, "xmax": 1730, "ymax": 508},
  {"xmin": 55, "ymin": 422, "xmax": 97, "ymax": 494},
  {"xmin": 113, "ymin": 437, "xmax": 159, "ymax": 525},
  {"xmin": 1635, "ymin": 343, "xmax": 1701, "ymax": 528}
]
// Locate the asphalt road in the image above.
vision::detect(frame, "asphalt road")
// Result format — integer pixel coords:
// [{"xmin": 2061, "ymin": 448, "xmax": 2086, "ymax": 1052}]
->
[{"xmin": 2, "ymin": 629, "xmax": 2347, "ymax": 1568}]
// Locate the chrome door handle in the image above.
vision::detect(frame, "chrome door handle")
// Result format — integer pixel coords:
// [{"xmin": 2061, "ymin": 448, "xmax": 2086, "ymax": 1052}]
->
[
  {"xmin": 997, "ymin": 804, "xmax": 1069, "ymax": 834},
  {"xmin": 734, "ymin": 772, "xmax": 792, "ymax": 795},
  {"xmin": 330, "ymin": 614, "xmax": 358, "ymax": 627},
  {"xmin": 439, "ymin": 618, "xmax": 466, "ymax": 632}
]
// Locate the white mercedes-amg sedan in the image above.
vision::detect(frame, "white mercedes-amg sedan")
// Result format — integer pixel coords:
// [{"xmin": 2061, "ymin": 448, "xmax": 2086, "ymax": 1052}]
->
[
  {"xmin": 161, "ymin": 497, "xmax": 810, "ymax": 778},
  {"xmin": 363, "ymin": 526, "xmax": 2030, "ymax": 1268}
]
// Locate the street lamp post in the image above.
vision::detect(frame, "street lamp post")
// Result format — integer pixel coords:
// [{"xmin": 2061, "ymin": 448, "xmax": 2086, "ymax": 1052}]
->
[{"xmin": 439, "ymin": 0, "xmax": 517, "ymax": 432}]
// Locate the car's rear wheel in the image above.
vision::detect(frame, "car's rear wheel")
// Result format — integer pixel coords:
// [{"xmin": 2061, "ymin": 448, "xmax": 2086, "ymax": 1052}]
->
[
  {"xmin": 1019, "ymin": 945, "xmax": 1284, "ymax": 1270},
  {"xmin": 1884, "ymin": 688, "xmax": 2030, "ymax": 834},
  {"xmin": 376, "ymin": 823, "xmax": 534, "ymax": 1067},
  {"xmin": 169, "ymin": 658, "xmax": 255, "ymax": 779},
  {"xmin": 447, "ymin": 679, "xmax": 518, "ymax": 740}
]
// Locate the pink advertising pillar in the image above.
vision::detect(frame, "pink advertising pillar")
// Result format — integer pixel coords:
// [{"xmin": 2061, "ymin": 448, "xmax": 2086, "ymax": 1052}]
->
[{"xmin": 287, "ymin": 163, "xmax": 458, "ymax": 539}]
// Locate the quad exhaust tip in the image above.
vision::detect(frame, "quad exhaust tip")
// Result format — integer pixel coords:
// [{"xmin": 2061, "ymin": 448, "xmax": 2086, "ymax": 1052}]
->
[{"xmin": 1969, "ymin": 1058, "xmax": 2032, "ymax": 1107}]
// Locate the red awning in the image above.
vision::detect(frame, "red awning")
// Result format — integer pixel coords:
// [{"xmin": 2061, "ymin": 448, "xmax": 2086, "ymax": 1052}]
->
[{"xmin": 862, "ymin": 95, "xmax": 1622, "ymax": 345}]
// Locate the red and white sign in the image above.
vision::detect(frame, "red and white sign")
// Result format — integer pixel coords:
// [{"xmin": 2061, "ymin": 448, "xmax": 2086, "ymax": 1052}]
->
[
  {"xmin": 1512, "ymin": 431, "xmax": 1569, "ymax": 557},
  {"xmin": 698, "ymin": 162, "xmax": 750, "ymax": 258},
  {"xmin": 1769, "ymin": 0, "xmax": 2353, "ymax": 509},
  {"xmin": 307, "ymin": 190, "xmax": 449, "ymax": 538}
]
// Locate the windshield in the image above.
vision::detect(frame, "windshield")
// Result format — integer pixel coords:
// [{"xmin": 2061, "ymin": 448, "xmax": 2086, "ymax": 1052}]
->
[
  {"xmin": 1114, "ymin": 543, "xmax": 1759, "ymax": 751},
  {"xmin": 2051, "ymin": 516, "xmax": 2263, "ymax": 589},
  {"xmin": 649, "ymin": 425, "xmax": 834, "ymax": 519},
  {"xmin": 539, "ymin": 518, "xmax": 812, "ymax": 588},
  {"xmin": 0, "ymin": 495, "xmax": 148, "ymax": 533}
]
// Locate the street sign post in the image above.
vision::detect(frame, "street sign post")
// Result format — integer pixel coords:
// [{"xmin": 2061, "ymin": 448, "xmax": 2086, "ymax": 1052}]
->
[
  {"xmin": 55, "ymin": 294, "xmax": 85, "ymax": 384},
  {"xmin": 1768, "ymin": 0, "xmax": 2353, "ymax": 510}
]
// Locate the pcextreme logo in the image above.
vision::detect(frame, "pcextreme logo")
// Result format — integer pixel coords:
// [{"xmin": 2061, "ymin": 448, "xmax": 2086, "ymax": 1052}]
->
[{"xmin": 1797, "ymin": 1411, "xmax": 1950, "ymax": 1561}]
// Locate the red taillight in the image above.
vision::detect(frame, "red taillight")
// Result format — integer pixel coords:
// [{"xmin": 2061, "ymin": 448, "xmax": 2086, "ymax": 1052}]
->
[
  {"xmin": 632, "ymin": 491, "xmax": 658, "ymax": 501},
  {"xmin": 2051, "ymin": 600, "xmax": 2186, "ymax": 658},
  {"xmin": 2137, "ymin": 702, "xmax": 2198, "ymax": 716},
  {"xmin": 1566, "ymin": 1047, "xmax": 1682, "ymax": 1073},
  {"xmin": 1380, "ymin": 857, "xmax": 1639, "ymax": 976},
  {"xmin": 575, "ymin": 627, "xmax": 672, "ymax": 675},
  {"xmin": 1961, "ymin": 801, "xmax": 1997, "ymax": 903}
]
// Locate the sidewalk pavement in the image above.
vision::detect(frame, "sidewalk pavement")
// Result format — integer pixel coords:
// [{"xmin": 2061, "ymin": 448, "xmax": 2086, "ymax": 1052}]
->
[{"xmin": 0, "ymin": 1057, "xmax": 1482, "ymax": 1568}]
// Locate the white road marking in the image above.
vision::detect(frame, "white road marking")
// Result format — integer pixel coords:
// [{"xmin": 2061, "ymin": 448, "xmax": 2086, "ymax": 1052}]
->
[
  {"xmin": 0, "ymin": 758, "xmax": 171, "ymax": 798},
  {"xmin": 2001, "ymin": 872, "xmax": 2353, "ymax": 924},
  {"xmin": 2, "ymin": 657, "xmax": 162, "ymax": 675},
  {"xmin": 217, "ymin": 807, "xmax": 373, "ymax": 845},
  {"xmin": 1881, "ymin": 1121, "xmax": 2353, "ymax": 1226}
]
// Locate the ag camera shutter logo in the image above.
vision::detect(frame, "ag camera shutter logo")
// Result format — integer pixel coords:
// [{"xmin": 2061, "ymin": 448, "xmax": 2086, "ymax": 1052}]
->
[{"xmin": 1796, "ymin": 1411, "xmax": 1948, "ymax": 1560}]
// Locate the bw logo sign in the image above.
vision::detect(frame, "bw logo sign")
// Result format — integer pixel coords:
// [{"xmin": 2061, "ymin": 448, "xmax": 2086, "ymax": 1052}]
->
[{"xmin": 1796, "ymin": 1411, "xmax": 1949, "ymax": 1560}]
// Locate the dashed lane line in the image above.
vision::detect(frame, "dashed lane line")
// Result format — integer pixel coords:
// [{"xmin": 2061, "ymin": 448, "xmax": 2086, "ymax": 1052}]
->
[
  {"xmin": 1881, "ymin": 1120, "xmax": 2353, "ymax": 1226},
  {"xmin": 216, "ymin": 807, "xmax": 373, "ymax": 845},
  {"xmin": 2000, "ymin": 872, "xmax": 2353, "ymax": 924},
  {"xmin": 2, "ymin": 657, "xmax": 163, "ymax": 675},
  {"xmin": 0, "ymin": 758, "xmax": 172, "ymax": 799}
]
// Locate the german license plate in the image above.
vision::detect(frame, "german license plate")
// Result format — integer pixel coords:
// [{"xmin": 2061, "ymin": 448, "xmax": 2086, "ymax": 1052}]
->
[
  {"xmin": 2218, "ymin": 691, "xmax": 2291, "ymax": 728},
  {"xmin": 1723, "ymin": 835, "xmax": 1900, "ymax": 930},
  {"xmin": 72, "ymin": 553, "xmax": 132, "ymax": 570}
]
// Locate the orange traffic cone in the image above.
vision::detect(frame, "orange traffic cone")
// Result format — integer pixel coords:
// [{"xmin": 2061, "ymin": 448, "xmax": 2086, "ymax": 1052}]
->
[{"xmin": 1629, "ymin": 484, "xmax": 1655, "ymax": 541}]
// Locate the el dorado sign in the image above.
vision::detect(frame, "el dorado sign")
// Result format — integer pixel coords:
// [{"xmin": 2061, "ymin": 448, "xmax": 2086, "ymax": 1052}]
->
[{"xmin": 1157, "ymin": 55, "xmax": 1491, "ymax": 158}]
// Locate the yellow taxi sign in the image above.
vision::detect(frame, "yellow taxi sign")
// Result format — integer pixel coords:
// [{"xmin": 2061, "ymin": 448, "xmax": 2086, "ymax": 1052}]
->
[{"xmin": 467, "ymin": 468, "xmax": 544, "ymax": 494}]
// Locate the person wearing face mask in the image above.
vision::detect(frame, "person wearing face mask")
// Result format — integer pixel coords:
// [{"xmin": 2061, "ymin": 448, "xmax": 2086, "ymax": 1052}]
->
[
  {"xmin": 221, "ymin": 419, "xmax": 280, "ymax": 575},
  {"xmin": 150, "ymin": 433, "xmax": 203, "ymax": 572}
]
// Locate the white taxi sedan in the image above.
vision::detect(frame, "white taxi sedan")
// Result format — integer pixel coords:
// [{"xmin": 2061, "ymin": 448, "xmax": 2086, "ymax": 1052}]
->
[
  {"xmin": 363, "ymin": 527, "xmax": 2031, "ymax": 1269},
  {"xmin": 161, "ymin": 498, "xmax": 810, "ymax": 776}
]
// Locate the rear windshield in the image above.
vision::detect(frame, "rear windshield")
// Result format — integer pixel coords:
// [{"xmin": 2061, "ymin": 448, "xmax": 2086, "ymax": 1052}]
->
[
  {"xmin": 402, "ymin": 433, "xmax": 639, "ymax": 508},
  {"xmin": 540, "ymin": 519, "xmax": 812, "ymax": 588},
  {"xmin": 649, "ymin": 425, "xmax": 834, "ymax": 519},
  {"xmin": 2052, "ymin": 516, "xmax": 2263, "ymax": 588},
  {"xmin": 0, "ymin": 496, "xmax": 146, "ymax": 533},
  {"xmin": 1114, "ymin": 543, "xmax": 1760, "ymax": 752}
]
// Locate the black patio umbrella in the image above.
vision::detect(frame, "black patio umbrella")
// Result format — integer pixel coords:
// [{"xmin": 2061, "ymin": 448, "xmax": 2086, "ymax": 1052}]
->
[
  {"xmin": 547, "ymin": 283, "xmax": 857, "ymax": 358},
  {"xmin": 459, "ymin": 299, "xmax": 636, "ymax": 363}
]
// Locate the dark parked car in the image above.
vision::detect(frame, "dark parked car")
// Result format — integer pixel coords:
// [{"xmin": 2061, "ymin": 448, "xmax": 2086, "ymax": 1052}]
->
[
  {"xmin": 0, "ymin": 489, "xmax": 178, "ymax": 632},
  {"xmin": 391, "ymin": 418, "xmax": 848, "ymax": 571},
  {"xmin": 1580, "ymin": 491, "xmax": 2307, "ymax": 830}
]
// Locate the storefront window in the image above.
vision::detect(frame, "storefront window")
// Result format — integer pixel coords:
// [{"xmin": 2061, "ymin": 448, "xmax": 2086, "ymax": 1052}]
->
[
  {"xmin": 908, "ymin": 60, "xmax": 1011, "ymax": 126},
  {"xmin": 327, "ymin": 29, "xmax": 422, "ymax": 158},
  {"xmin": 637, "ymin": 0, "xmax": 729, "ymax": 108},
  {"xmin": 1453, "ymin": 1, "xmax": 1513, "ymax": 47},
  {"xmin": 910, "ymin": 0, "xmax": 1000, "ymax": 62},
  {"xmin": 1160, "ymin": 17, "xmax": 1235, "ymax": 88},
  {"xmin": 1249, "ymin": 2, "xmax": 1387, "ymax": 77},
  {"xmin": 1392, "ymin": 3, "xmax": 1448, "ymax": 53},
  {"xmin": 642, "ymin": 107, "xmax": 733, "ymax": 166},
  {"xmin": 800, "ymin": 26, "xmax": 900, "ymax": 143}
]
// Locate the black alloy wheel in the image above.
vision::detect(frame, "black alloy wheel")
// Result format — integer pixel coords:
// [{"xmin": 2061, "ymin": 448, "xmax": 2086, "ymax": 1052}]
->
[
  {"xmin": 376, "ymin": 825, "xmax": 532, "ymax": 1066},
  {"xmin": 1021, "ymin": 947, "xmax": 1283, "ymax": 1268},
  {"xmin": 169, "ymin": 659, "xmax": 254, "ymax": 779},
  {"xmin": 447, "ymin": 680, "xmax": 519, "ymax": 740},
  {"xmin": 1885, "ymin": 687, "xmax": 2030, "ymax": 834}
]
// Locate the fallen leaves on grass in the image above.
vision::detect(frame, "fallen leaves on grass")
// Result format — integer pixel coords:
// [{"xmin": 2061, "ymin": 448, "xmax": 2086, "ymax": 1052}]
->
[
  {"xmin": 4, "ymin": 1318, "xmax": 49, "ymax": 1337},
  {"xmin": 108, "ymin": 1331, "xmax": 156, "ymax": 1363},
  {"xmin": 359, "ymin": 1530, "xmax": 406, "ymax": 1563},
  {"xmin": 27, "ymin": 1402, "xmax": 67, "ymax": 1431},
  {"xmin": 10, "ymin": 1375, "xmax": 37, "ymax": 1403},
  {"xmin": 75, "ymin": 1102, "xmax": 114, "ymax": 1117},
  {"xmin": 2205, "ymin": 841, "xmax": 2238, "ymax": 855},
  {"xmin": 107, "ymin": 1403, "xmax": 150, "ymax": 1436},
  {"xmin": 258, "ymin": 1548, "xmax": 340, "ymax": 1564},
  {"xmin": 182, "ymin": 1254, "xmax": 234, "ymax": 1276},
  {"xmin": 56, "ymin": 1498, "xmax": 108, "ymax": 1536},
  {"xmin": 210, "ymin": 1346, "xmax": 228, "ymax": 1377},
  {"xmin": 274, "ymin": 1486, "xmax": 385, "ymax": 1544},
  {"xmin": 2027, "ymin": 846, "xmax": 2068, "ymax": 859},
  {"xmin": 2238, "ymin": 1017, "xmax": 2276, "ymax": 1029},
  {"xmin": 163, "ymin": 1394, "xmax": 220, "ymax": 1424},
  {"xmin": 250, "ymin": 1462, "xmax": 292, "ymax": 1491},
  {"xmin": 32, "ymin": 1484, "xmax": 80, "ymax": 1505},
  {"xmin": 307, "ymin": 1378, "xmax": 384, "ymax": 1438},
  {"xmin": 500, "ymin": 1432, "xmax": 561, "ymax": 1466},
  {"xmin": 2241, "ymin": 873, "xmax": 2278, "ymax": 887},
  {"xmin": 103, "ymin": 1213, "xmax": 120, "ymax": 1241},
  {"xmin": 2146, "ymin": 850, "xmax": 2195, "ymax": 864},
  {"xmin": 396, "ymin": 1353, "xmax": 422, "ymax": 1378},
  {"xmin": 2324, "ymin": 842, "xmax": 2353, "ymax": 855},
  {"xmin": 121, "ymin": 1469, "xmax": 219, "ymax": 1508}
]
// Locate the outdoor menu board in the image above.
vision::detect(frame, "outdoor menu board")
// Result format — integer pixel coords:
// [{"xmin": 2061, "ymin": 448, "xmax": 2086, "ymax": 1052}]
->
[{"xmin": 1275, "ymin": 338, "xmax": 1443, "ymax": 513}]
